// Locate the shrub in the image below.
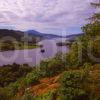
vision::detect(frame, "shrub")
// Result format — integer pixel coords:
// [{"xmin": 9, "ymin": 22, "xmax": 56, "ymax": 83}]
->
[
  {"xmin": 25, "ymin": 71, "xmax": 40, "ymax": 86},
  {"xmin": 6, "ymin": 81, "xmax": 20, "ymax": 97},
  {"xmin": 39, "ymin": 52, "xmax": 65, "ymax": 77},
  {"xmin": 66, "ymin": 35, "xmax": 93, "ymax": 68},
  {"xmin": 0, "ymin": 81, "xmax": 20, "ymax": 100},
  {"xmin": 40, "ymin": 58, "xmax": 65, "ymax": 77},
  {"xmin": 82, "ymin": 21, "xmax": 100, "ymax": 37},
  {"xmin": 20, "ymin": 91, "xmax": 55, "ymax": 100},
  {"xmin": 36, "ymin": 91, "xmax": 55, "ymax": 100},
  {"xmin": 0, "ymin": 64, "xmax": 32, "ymax": 87},
  {"xmin": 20, "ymin": 92, "xmax": 35, "ymax": 100},
  {"xmin": 58, "ymin": 70, "xmax": 88, "ymax": 100}
]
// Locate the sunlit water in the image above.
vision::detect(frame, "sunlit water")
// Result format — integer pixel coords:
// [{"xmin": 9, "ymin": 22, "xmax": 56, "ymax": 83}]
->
[{"xmin": 0, "ymin": 38, "xmax": 69, "ymax": 66}]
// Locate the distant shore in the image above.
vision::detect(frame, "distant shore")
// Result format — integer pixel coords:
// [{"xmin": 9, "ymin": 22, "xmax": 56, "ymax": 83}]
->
[{"xmin": 0, "ymin": 44, "xmax": 41, "ymax": 52}]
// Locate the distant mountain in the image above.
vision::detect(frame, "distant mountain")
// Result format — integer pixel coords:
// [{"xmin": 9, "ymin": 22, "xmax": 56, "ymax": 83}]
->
[
  {"xmin": 66, "ymin": 33, "xmax": 83, "ymax": 38},
  {"xmin": 26, "ymin": 30, "xmax": 43, "ymax": 37},
  {"xmin": 0, "ymin": 29, "xmax": 42, "ymax": 43},
  {"xmin": 0, "ymin": 29, "xmax": 63, "ymax": 45},
  {"xmin": 0, "ymin": 29, "xmax": 62, "ymax": 42},
  {"xmin": 0, "ymin": 29, "xmax": 83, "ymax": 42},
  {"xmin": 26, "ymin": 30, "xmax": 62, "ymax": 39},
  {"xmin": 0, "ymin": 29, "xmax": 24, "ymax": 41},
  {"xmin": 66, "ymin": 33, "xmax": 83, "ymax": 41}
]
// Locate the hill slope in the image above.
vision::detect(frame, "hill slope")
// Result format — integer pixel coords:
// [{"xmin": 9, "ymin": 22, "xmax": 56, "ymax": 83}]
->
[{"xmin": 26, "ymin": 30, "xmax": 63, "ymax": 39}]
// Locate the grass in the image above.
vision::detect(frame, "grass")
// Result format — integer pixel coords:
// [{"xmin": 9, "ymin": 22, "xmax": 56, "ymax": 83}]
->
[{"xmin": 19, "ymin": 44, "xmax": 40, "ymax": 50}]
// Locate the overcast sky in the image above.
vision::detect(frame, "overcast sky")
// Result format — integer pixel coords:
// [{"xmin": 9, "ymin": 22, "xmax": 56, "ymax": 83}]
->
[{"xmin": 0, "ymin": 0, "xmax": 99, "ymax": 35}]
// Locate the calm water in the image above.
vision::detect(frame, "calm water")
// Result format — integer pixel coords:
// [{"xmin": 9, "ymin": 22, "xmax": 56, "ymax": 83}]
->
[{"xmin": 0, "ymin": 38, "xmax": 69, "ymax": 66}]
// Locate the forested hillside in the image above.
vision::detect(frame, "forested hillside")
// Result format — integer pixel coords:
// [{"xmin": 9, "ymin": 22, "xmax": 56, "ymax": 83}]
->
[{"xmin": 0, "ymin": 29, "xmax": 42, "ymax": 51}]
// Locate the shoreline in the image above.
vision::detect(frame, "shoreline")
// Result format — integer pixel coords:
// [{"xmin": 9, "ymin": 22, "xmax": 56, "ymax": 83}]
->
[{"xmin": 0, "ymin": 44, "xmax": 41, "ymax": 52}]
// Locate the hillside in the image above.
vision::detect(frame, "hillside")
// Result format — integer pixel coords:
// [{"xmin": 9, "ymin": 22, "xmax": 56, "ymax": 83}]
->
[
  {"xmin": 0, "ymin": 29, "xmax": 24, "ymax": 41},
  {"xmin": 15, "ymin": 64, "xmax": 100, "ymax": 100},
  {"xmin": 0, "ymin": 29, "xmax": 42, "ymax": 51},
  {"xmin": 0, "ymin": 29, "xmax": 42, "ymax": 43},
  {"xmin": 26, "ymin": 30, "xmax": 63, "ymax": 39},
  {"xmin": 0, "ymin": 29, "xmax": 63, "ymax": 42},
  {"xmin": 17, "ymin": 74, "xmax": 61, "ymax": 97}
]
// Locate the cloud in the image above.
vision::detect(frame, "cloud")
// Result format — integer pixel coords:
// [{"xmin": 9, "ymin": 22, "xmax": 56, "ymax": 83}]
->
[{"xmin": 0, "ymin": 0, "xmax": 99, "ymax": 35}]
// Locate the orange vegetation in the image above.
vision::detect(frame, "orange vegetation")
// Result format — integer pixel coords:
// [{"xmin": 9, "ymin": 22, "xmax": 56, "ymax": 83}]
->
[{"xmin": 27, "ymin": 74, "xmax": 61, "ymax": 96}]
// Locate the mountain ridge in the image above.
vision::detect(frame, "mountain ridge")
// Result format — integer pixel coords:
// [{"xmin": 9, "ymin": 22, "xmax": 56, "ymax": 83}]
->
[
  {"xmin": 26, "ymin": 30, "xmax": 63, "ymax": 39},
  {"xmin": 0, "ymin": 29, "xmax": 82, "ymax": 41}
]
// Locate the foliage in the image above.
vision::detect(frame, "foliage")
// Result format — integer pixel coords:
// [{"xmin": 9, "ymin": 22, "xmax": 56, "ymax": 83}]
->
[
  {"xmin": 58, "ymin": 70, "xmax": 88, "ymax": 100},
  {"xmin": 40, "ymin": 52, "xmax": 65, "ymax": 77},
  {"xmin": 36, "ymin": 91, "xmax": 55, "ymax": 100},
  {"xmin": 20, "ymin": 92, "xmax": 35, "ymax": 100},
  {"xmin": 66, "ymin": 41, "xmax": 79, "ymax": 67},
  {"xmin": 25, "ymin": 70, "xmax": 40, "ymax": 86},
  {"xmin": 0, "ymin": 63, "xmax": 32, "ymax": 87},
  {"xmin": 66, "ymin": 35, "xmax": 92, "ymax": 67},
  {"xmin": 65, "ymin": 1, "xmax": 100, "ymax": 67},
  {"xmin": 82, "ymin": 21, "xmax": 100, "ymax": 37},
  {"xmin": 81, "ymin": 2, "xmax": 100, "ymax": 61},
  {"xmin": 19, "ymin": 90, "xmax": 55, "ymax": 100}
]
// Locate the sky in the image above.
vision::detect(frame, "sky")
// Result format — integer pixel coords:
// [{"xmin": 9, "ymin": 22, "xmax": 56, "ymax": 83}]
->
[{"xmin": 0, "ymin": 0, "xmax": 99, "ymax": 35}]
